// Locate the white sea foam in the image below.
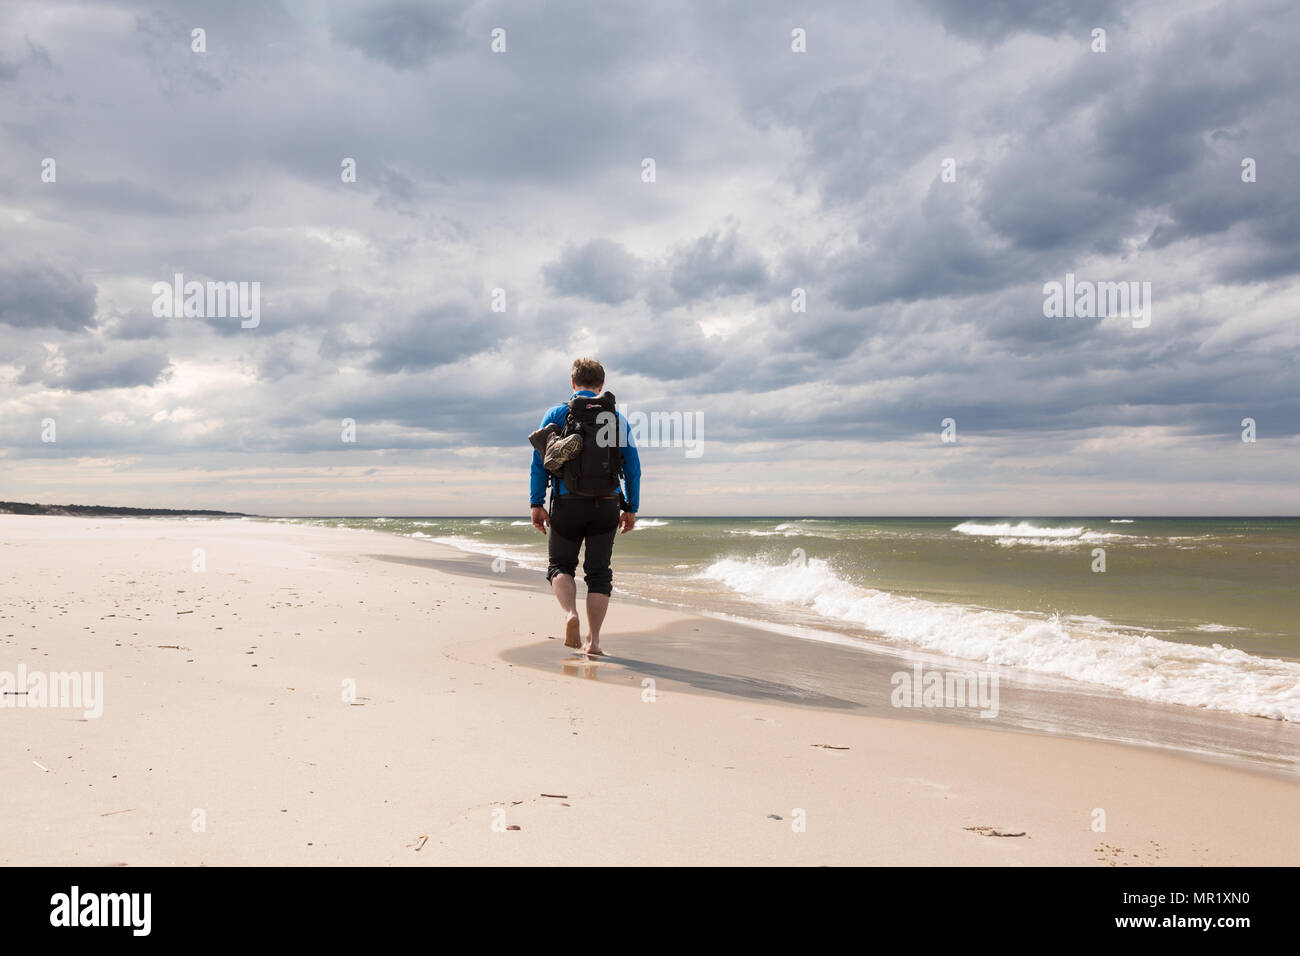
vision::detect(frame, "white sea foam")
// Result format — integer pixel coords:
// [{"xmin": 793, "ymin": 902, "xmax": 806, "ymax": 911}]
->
[
  {"xmin": 957, "ymin": 521, "xmax": 1138, "ymax": 548},
  {"xmin": 698, "ymin": 555, "xmax": 1300, "ymax": 721},
  {"xmin": 994, "ymin": 537, "xmax": 1081, "ymax": 549},
  {"xmin": 993, "ymin": 530, "xmax": 1132, "ymax": 548},
  {"xmin": 430, "ymin": 535, "xmax": 543, "ymax": 569},
  {"xmin": 510, "ymin": 520, "xmax": 532, "ymax": 526},
  {"xmin": 1196, "ymin": 623, "xmax": 1246, "ymax": 633},
  {"xmin": 726, "ymin": 521, "xmax": 837, "ymax": 538},
  {"xmin": 954, "ymin": 521, "xmax": 1084, "ymax": 538},
  {"xmin": 1110, "ymin": 519, "xmax": 1135, "ymax": 523},
  {"xmin": 633, "ymin": 519, "xmax": 669, "ymax": 528}
]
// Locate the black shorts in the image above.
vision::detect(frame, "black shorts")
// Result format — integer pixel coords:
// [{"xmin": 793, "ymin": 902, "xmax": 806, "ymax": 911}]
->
[{"xmin": 546, "ymin": 495, "xmax": 621, "ymax": 595}]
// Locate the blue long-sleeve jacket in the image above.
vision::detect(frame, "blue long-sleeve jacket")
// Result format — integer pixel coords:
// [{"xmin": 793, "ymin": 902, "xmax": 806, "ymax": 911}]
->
[{"xmin": 530, "ymin": 390, "xmax": 640, "ymax": 511}]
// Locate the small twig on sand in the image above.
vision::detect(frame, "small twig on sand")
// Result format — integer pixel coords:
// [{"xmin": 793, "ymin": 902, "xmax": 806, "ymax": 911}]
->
[{"xmin": 964, "ymin": 825, "xmax": 1026, "ymax": 838}]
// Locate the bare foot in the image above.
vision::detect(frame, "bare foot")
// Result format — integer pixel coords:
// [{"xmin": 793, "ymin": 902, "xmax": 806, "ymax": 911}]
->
[
  {"xmin": 564, "ymin": 614, "xmax": 582, "ymax": 649},
  {"xmin": 584, "ymin": 638, "xmax": 605, "ymax": 656}
]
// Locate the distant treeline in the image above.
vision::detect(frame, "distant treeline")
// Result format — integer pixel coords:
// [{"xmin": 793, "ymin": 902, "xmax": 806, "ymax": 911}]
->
[{"xmin": 0, "ymin": 501, "xmax": 251, "ymax": 517}]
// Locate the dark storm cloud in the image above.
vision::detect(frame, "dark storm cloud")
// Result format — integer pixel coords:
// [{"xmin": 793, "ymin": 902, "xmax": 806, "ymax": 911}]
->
[
  {"xmin": 0, "ymin": 39, "xmax": 51, "ymax": 80},
  {"xmin": 600, "ymin": 315, "xmax": 727, "ymax": 382},
  {"xmin": 797, "ymin": 0, "xmax": 1300, "ymax": 327},
  {"xmin": 256, "ymin": 341, "xmax": 305, "ymax": 381},
  {"xmin": 330, "ymin": 0, "xmax": 471, "ymax": 69},
  {"xmin": 100, "ymin": 309, "xmax": 170, "ymax": 341},
  {"xmin": 543, "ymin": 240, "xmax": 642, "ymax": 305},
  {"xmin": 365, "ymin": 302, "xmax": 508, "ymax": 373},
  {"xmin": 543, "ymin": 228, "xmax": 771, "ymax": 308},
  {"xmin": 0, "ymin": 262, "xmax": 97, "ymax": 331},
  {"xmin": 53, "ymin": 180, "xmax": 220, "ymax": 217},
  {"xmin": 916, "ymin": 0, "xmax": 1126, "ymax": 45},
  {"xmin": 971, "ymin": 1, "xmax": 1300, "ymax": 272},
  {"xmin": 1, "ymin": 0, "xmax": 1297, "ymax": 485},
  {"xmin": 20, "ymin": 342, "xmax": 172, "ymax": 392},
  {"xmin": 371, "ymin": 161, "xmax": 420, "ymax": 212},
  {"xmin": 663, "ymin": 228, "xmax": 769, "ymax": 303},
  {"xmin": 799, "ymin": 77, "xmax": 955, "ymax": 208},
  {"xmin": 826, "ymin": 182, "xmax": 1011, "ymax": 309}
]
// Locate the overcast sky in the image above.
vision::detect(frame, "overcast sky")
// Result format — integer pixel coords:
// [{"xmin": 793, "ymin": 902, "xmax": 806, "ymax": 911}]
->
[{"xmin": 2, "ymin": 0, "xmax": 1296, "ymax": 516}]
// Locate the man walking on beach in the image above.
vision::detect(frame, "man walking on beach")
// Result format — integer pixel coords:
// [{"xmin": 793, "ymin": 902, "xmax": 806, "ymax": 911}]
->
[{"xmin": 530, "ymin": 358, "xmax": 641, "ymax": 655}]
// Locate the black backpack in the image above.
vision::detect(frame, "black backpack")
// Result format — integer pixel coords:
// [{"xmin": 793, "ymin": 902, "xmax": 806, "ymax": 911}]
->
[{"xmin": 561, "ymin": 391, "xmax": 624, "ymax": 496}]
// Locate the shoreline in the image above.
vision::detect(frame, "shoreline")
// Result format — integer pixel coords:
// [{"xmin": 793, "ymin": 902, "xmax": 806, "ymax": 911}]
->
[
  {"xmin": 286, "ymin": 513, "xmax": 1300, "ymax": 719},
  {"xmin": 373, "ymin": 529, "xmax": 1300, "ymax": 779},
  {"xmin": 3, "ymin": 515, "xmax": 1298, "ymax": 865}
]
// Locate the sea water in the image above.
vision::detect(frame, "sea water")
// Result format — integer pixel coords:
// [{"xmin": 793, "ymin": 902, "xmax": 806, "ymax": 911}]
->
[{"xmin": 272, "ymin": 515, "xmax": 1300, "ymax": 724}]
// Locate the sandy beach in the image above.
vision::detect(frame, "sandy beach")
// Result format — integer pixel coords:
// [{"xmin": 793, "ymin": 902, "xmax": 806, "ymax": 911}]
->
[{"xmin": 2, "ymin": 515, "xmax": 1297, "ymax": 867}]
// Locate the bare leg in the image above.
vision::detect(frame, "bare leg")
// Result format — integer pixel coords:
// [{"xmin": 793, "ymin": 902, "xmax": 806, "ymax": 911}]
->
[
  {"xmin": 585, "ymin": 592, "xmax": 609, "ymax": 655},
  {"xmin": 551, "ymin": 574, "xmax": 581, "ymax": 648}
]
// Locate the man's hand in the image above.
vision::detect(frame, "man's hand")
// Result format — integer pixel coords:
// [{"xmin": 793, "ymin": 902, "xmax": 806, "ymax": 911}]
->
[
  {"xmin": 530, "ymin": 506, "xmax": 549, "ymax": 533},
  {"xmin": 619, "ymin": 511, "xmax": 637, "ymax": 534}
]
